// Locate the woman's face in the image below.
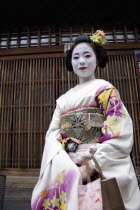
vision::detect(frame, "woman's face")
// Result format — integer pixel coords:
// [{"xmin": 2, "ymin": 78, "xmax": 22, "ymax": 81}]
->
[{"xmin": 71, "ymin": 42, "xmax": 97, "ymax": 79}]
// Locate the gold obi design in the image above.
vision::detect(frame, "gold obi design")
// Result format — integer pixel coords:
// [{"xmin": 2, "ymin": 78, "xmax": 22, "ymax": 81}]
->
[{"xmin": 60, "ymin": 107, "xmax": 104, "ymax": 144}]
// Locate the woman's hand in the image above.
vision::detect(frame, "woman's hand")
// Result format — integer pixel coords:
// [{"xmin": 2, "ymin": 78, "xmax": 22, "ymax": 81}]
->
[{"xmin": 66, "ymin": 137, "xmax": 83, "ymax": 144}]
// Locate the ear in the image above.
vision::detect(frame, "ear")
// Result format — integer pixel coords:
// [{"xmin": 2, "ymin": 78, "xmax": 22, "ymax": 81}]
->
[
  {"xmin": 96, "ymin": 57, "xmax": 99, "ymax": 66},
  {"xmin": 96, "ymin": 62, "xmax": 99, "ymax": 66}
]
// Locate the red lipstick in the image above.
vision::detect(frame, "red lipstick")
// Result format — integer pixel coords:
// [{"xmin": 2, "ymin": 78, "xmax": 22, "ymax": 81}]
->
[{"xmin": 79, "ymin": 67, "xmax": 87, "ymax": 70}]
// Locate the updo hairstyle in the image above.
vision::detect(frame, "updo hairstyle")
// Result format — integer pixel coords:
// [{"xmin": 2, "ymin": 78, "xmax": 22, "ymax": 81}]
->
[{"xmin": 66, "ymin": 34, "xmax": 108, "ymax": 71}]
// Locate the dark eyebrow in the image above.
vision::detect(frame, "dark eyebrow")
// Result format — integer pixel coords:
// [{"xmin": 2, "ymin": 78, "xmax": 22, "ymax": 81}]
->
[
  {"xmin": 73, "ymin": 53, "xmax": 79, "ymax": 56},
  {"xmin": 73, "ymin": 51, "xmax": 91, "ymax": 56}
]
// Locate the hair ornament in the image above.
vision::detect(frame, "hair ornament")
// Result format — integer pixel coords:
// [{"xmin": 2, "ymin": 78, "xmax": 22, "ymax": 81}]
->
[{"xmin": 90, "ymin": 30, "xmax": 108, "ymax": 46}]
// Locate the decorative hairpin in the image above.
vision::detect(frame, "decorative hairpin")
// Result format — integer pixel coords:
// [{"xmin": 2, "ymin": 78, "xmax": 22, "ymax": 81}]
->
[{"xmin": 90, "ymin": 30, "xmax": 108, "ymax": 46}]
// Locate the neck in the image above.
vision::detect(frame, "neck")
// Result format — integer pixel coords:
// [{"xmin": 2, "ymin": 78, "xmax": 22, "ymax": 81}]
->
[{"xmin": 78, "ymin": 75, "xmax": 96, "ymax": 84}]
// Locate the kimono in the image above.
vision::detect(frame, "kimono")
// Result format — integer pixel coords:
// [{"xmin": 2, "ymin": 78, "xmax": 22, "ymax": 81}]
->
[{"xmin": 31, "ymin": 79, "xmax": 140, "ymax": 210}]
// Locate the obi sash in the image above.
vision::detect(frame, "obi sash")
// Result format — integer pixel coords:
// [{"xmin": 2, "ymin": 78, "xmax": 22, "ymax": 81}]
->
[{"xmin": 60, "ymin": 106, "xmax": 104, "ymax": 144}]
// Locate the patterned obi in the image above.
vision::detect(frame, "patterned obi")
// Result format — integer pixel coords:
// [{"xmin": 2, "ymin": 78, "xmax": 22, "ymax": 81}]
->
[{"xmin": 60, "ymin": 106, "xmax": 104, "ymax": 144}]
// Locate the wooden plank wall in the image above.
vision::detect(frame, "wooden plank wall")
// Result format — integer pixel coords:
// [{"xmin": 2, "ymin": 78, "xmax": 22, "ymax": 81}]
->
[
  {"xmin": 0, "ymin": 50, "xmax": 140, "ymax": 170},
  {"xmin": 0, "ymin": 55, "xmax": 77, "ymax": 169}
]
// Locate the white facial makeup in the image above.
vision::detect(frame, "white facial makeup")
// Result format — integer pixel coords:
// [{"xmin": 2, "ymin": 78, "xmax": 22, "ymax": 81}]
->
[{"xmin": 72, "ymin": 43, "xmax": 97, "ymax": 82}]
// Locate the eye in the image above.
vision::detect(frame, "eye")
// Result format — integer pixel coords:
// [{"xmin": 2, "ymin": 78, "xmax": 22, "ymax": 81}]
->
[
  {"xmin": 73, "ymin": 56, "xmax": 79, "ymax": 60},
  {"xmin": 85, "ymin": 54, "xmax": 91, "ymax": 58}
]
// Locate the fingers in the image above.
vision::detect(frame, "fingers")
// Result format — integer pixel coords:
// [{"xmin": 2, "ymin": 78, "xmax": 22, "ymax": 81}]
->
[
  {"xmin": 66, "ymin": 137, "xmax": 84, "ymax": 144},
  {"xmin": 71, "ymin": 138, "xmax": 84, "ymax": 144}
]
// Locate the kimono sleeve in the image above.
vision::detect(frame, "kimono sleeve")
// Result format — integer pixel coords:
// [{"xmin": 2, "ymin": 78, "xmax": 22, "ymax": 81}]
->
[
  {"xmin": 93, "ymin": 87, "xmax": 134, "ymax": 169},
  {"xmin": 39, "ymin": 100, "xmax": 62, "ymax": 178},
  {"xmin": 96, "ymin": 88, "xmax": 133, "ymax": 145}
]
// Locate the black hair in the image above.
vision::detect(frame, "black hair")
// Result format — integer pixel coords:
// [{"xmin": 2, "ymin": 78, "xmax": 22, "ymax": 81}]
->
[{"xmin": 66, "ymin": 34, "xmax": 108, "ymax": 71}]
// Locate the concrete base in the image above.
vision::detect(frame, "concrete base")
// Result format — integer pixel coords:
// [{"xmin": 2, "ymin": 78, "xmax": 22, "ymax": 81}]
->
[{"xmin": 4, "ymin": 199, "xmax": 31, "ymax": 210}]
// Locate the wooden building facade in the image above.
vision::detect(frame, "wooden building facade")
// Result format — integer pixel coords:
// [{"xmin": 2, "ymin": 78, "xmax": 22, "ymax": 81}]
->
[{"xmin": 0, "ymin": 24, "xmax": 140, "ymax": 176}]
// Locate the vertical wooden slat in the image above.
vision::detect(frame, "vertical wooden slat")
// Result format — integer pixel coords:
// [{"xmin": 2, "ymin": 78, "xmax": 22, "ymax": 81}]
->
[
  {"xmin": 68, "ymin": 71, "xmax": 70, "ymax": 90},
  {"xmin": 49, "ymin": 57, "xmax": 52, "ymax": 129},
  {"xmin": 7, "ymin": 60, "xmax": 12, "ymax": 167},
  {"xmin": 113, "ymin": 27, "xmax": 117, "ymax": 43},
  {"xmin": 17, "ymin": 59, "xmax": 21, "ymax": 168},
  {"xmin": 19, "ymin": 59, "xmax": 23, "ymax": 167},
  {"xmin": 117, "ymin": 54, "xmax": 124, "ymax": 100},
  {"xmin": 38, "ymin": 29, "xmax": 41, "ymax": 47},
  {"xmin": 125, "ymin": 54, "xmax": 134, "ymax": 116},
  {"xmin": 8, "ymin": 60, "xmax": 12, "ymax": 167},
  {"xmin": 42, "ymin": 58, "xmax": 46, "ymax": 157},
  {"xmin": 105, "ymin": 61, "xmax": 110, "ymax": 82},
  {"xmin": 112, "ymin": 55, "xmax": 117, "ymax": 87},
  {"xmin": 27, "ymin": 28, "xmax": 30, "ymax": 48},
  {"xmin": 6, "ymin": 32, "xmax": 9, "ymax": 49},
  {"xmin": 27, "ymin": 59, "xmax": 31, "ymax": 168},
  {"xmin": 23, "ymin": 59, "xmax": 28, "ymax": 167},
  {"xmin": 30, "ymin": 57, "xmax": 33, "ymax": 168},
  {"xmin": 123, "ymin": 52, "xmax": 129, "ymax": 100},
  {"xmin": 59, "ymin": 27, "xmax": 62, "ymax": 45},
  {"xmin": 62, "ymin": 57, "xmax": 65, "ymax": 92},
  {"xmin": 12, "ymin": 60, "xmax": 16, "ymax": 167},
  {"xmin": 17, "ymin": 31, "xmax": 20, "ymax": 48},
  {"xmin": 48, "ymin": 27, "xmax": 51, "ymax": 46},
  {"xmin": 1, "ymin": 60, "xmax": 6, "ymax": 166},
  {"xmin": 4, "ymin": 60, "xmax": 8, "ymax": 168},
  {"xmin": 109, "ymin": 55, "xmax": 114, "ymax": 85},
  {"xmin": 3, "ymin": 60, "xmax": 8, "ymax": 167},
  {"xmin": 0, "ymin": 60, "xmax": 4, "ymax": 167},
  {"xmin": 124, "ymin": 25, "xmax": 128, "ymax": 43},
  {"xmin": 39, "ymin": 58, "xmax": 42, "ymax": 164},
  {"xmin": 53, "ymin": 57, "xmax": 55, "ymax": 110},
  {"xmin": 120, "ymin": 55, "xmax": 126, "ymax": 104},
  {"xmin": 134, "ymin": 25, "xmax": 139, "ymax": 43},
  {"xmin": 31, "ymin": 58, "xmax": 34, "ymax": 168},
  {"xmin": 45, "ymin": 58, "xmax": 50, "ymax": 129},
  {"xmin": 35, "ymin": 58, "xmax": 38, "ymax": 167}
]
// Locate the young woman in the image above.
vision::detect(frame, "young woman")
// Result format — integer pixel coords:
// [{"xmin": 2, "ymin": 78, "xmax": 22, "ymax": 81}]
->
[{"xmin": 31, "ymin": 31, "xmax": 140, "ymax": 210}]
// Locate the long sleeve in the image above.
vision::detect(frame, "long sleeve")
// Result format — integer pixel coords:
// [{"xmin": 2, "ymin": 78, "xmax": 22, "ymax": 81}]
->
[
  {"xmin": 93, "ymin": 86, "xmax": 134, "ymax": 166},
  {"xmin": 92, "ymin": 87, "xmax": 140, "ymax": 207},
  {"xmin": 95, "ymin": 87, "xmax": 133, "ymax": 147}
]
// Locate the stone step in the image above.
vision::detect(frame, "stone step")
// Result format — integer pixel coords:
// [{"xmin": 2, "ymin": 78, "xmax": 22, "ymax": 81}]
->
[
  {"xmin": 6, "ymin": 176, "xmax": 38, "ymax": 189},
  {"xmin": 4, "ymin": 176, "xmax": 38, "ymax": 200},
  {"xmin": 4, "ymin": 199, "xmax": 31, "ymax": 210}
]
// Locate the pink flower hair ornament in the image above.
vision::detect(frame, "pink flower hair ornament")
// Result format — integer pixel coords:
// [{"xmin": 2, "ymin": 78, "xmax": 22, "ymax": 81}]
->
[{"xmin": 90, "ymin": 30, "xmax": 108, "ymax": 46}]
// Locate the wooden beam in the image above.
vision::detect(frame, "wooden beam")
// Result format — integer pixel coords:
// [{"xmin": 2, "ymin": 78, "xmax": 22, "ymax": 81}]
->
[
  {"xmin": 105, "ymin": 43, "xmax": 140, "ymax": 50},
  {"xmin": 0, "ymin": 53, "xmax": 66, "ymax": 60},
  {"xmin": 0, "ymin": 43, "xmax": 139, "ymax": 57},
  {"xmin": 0, "ymin": 168, "xmax": 39, "ymax": 176},
  {"xmin": 0, "ymin": 45, "xmax": 64, "ymax": 56}
]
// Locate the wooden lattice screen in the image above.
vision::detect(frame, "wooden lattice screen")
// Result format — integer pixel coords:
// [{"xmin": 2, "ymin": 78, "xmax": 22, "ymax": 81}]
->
[
  {"xmin": 0, "ymin": 50, "xmax": 140, "ymax": 172},
  {"xmin": 0, "ymin": 25, "xmax": 140, "ymax": 49}
]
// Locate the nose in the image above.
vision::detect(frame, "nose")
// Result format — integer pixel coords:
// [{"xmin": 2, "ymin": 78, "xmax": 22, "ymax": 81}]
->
[{"xmin": 79, "ymin": 57, "xmax": 85, "ymax": 65}]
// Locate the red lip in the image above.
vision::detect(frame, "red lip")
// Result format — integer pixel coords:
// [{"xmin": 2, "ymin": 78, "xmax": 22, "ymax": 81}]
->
[{"xmin": 79, "ymin": 67, "xmax": 87, "ymax": 70}]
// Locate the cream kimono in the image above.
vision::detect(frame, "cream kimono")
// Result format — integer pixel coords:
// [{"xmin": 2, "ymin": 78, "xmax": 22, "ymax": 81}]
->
[{"xmin": 31, "ymin": 79, "xmax": 140, "ymax": 210}]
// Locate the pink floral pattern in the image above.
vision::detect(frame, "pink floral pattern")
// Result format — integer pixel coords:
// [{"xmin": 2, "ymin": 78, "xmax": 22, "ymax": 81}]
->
[{"xmin": 32, "ymin": 169, "xmax": 77, "ymax": 210}]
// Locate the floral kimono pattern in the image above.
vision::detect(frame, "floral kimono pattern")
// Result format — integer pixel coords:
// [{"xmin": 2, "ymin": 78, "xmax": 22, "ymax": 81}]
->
[
  {"xmin": 31, "ymin": 79, "xmax": 140, "ymax": 210},
  {"xmin": 95, "ymin": 86, "xmax": 127, "ymax": 143},
  {"xmin": 32, "ymin": 169, "xmax": 77, "ymax": 210}
]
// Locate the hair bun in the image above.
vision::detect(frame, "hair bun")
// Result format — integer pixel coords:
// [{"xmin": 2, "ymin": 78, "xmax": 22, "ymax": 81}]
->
[{"xmin": 95, "ymin": 44, "xmax": 108, "ymax": 68}]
